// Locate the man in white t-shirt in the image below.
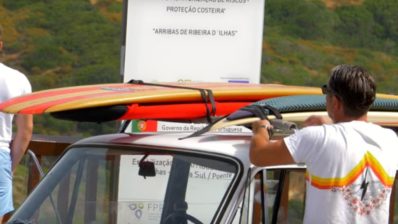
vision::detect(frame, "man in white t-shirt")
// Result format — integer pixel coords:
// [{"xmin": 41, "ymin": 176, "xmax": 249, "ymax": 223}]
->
[
  {"xmin": 250, "ymin": 64, "xmax": 398, "ymax": 223},
  {"xmin": 0, "ymin": 26, "xmax": 33, "ymax": 222}
]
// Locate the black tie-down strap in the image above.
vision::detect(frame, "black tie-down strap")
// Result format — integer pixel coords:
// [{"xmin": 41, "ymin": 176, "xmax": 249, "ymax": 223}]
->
[
  {"xmin": 128, "ymin": 79, "xmax": 216, "ymax": 123},
  {"xmin": 227, "ymin": 104, "xmax": 282, "ymax": 137},
  {"xmin": 234, "ymin": 105, "xmax": 297, "ymax": 136},
  {"xmin": 119, "ymin": 79, "xmax": 217, "ymax": 133},
  {"xmin": 227, "ymin": 104, "xmax": 282, "ymax": 120},
  {"xmin": 179, "ymin": 116, "xmax": 226, "ymax": 140},
  {"xmin": 180, "ymin": 104, "xmax": 293, "ymax": 140}
]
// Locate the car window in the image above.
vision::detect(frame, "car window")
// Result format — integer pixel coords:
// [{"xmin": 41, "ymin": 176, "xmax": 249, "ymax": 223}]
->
[
  {"xmin": 240, "ymin": 167, "xmax": 306, "ymax": 224},
  {"xmin": 10, "ymin": 146, "xmax": 240, "ymax": 224}
]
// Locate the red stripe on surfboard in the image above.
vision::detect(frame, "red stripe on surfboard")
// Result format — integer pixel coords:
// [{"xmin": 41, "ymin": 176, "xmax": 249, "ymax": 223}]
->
[
  {"xmin": 18, "ymin": 90, "xmax": 132, "ymax": 114},
  {"xmin": 0, "ymin": 84, "xmax": 125, "ymax": 110},
  {"xmin": 0, "ymin": 82, "xmax": 238, "ymax": 109},
  {"xmin": 18, "ymin": 89, "xmax": 261, "ymax": 114},
  {"xmin": 0, "ymin": 82, "xmax": 319, "ymax": 110},
  {"xmin": 118, "ymin": 102, "xmax": 251, "ymax": 120},
  {"xmin": 0, "ymin": 83, "xmax": 178, "ymax": 111}
]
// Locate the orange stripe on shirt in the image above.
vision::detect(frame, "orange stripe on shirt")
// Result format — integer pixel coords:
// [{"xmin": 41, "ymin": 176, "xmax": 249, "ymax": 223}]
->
[{"xmin": 308, "ymin": 152, "xmax": 394, "ymax": 189}]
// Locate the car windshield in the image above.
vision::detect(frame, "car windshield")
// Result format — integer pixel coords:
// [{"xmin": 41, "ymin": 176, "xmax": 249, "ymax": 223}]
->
[{"xmin": 10, "ymin": 146, "xmax": 240, "ymax": 224}]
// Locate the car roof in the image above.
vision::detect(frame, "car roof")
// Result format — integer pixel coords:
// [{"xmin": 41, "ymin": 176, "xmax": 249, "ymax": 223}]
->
[{"xmin": 72, "ymin": 132, "xmax": 253, "ymax": 163}]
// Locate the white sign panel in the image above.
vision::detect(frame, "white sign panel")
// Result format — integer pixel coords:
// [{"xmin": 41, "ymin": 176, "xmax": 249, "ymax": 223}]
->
[{"xmin": 123, "ymin": 0, "xmax": 265, "ymax": 83}]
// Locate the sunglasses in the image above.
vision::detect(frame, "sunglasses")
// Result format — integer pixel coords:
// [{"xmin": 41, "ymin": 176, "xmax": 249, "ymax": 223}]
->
[
  {"xmin": 321, "ymin": 84, "xmax": 341, "ymax": 99},
  {"xmin": 321, "ymin": 84, "xmax": 332, "ymax": 95}
]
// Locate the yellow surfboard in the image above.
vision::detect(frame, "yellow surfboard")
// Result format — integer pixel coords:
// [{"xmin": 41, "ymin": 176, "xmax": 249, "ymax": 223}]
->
[
  {"xmin": 1, "ymin": 82, "xmax": 398, "ymax": 123},
  {"xmin": 0, "ymin": 82, "xmax": 322, "ymax": 115}
]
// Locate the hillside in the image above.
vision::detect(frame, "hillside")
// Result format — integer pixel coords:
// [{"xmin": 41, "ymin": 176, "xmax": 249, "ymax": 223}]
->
[
  {"xmin": 323, "ymin": 0, "xmax": 363, "ymax": 8},
  {"xmin": 0, "ymin": 0, "xmax": 124, "ymax": 136},
  {"xmin": 263, "ymin": 0, "xmax": 398, "ymax": 93},
  {"xmin": 0, "ymin": 0, "xmax": 122, "ymax": 88},
  {"xmin": 1, "ymin": 0, "xmax": 398, "ymax": 137},
  {"xmin": 2, "ymin": 0, "xmax": 398, "ymax": 211}
]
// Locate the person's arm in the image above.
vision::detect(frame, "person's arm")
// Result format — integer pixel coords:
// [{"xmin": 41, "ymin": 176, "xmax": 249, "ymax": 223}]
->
[
  {"xmin": 11, "ymin": 114, "xmax": 33, "ymax": 172},
  {"xmin": 250, "ymin": 119, "xmax": 295, "ymax": 166}
]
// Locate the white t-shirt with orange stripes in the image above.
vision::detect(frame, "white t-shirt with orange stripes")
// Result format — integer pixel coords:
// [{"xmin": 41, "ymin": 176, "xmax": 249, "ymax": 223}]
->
[
  {"xmin": 0, "ymin": 63, "xmax": 32, "ymax": 150},
  {"xmin": 284, "ymin": 121, "xmax": 398, "ymax": 224}
]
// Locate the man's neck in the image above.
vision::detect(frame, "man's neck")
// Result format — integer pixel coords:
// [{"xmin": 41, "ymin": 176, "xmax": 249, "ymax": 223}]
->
[{"xmin": 334, "ymin": 114, "xmax": 368, "ymax": 123}]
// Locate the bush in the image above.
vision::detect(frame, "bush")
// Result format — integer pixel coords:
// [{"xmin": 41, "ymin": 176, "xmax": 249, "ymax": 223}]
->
[
  {"xmin": 265, "ymin": 0, "xmax": 337, "ymax": 40},
  {"xmin": 364, "ymin": 0, "xmax": 398, "ymax": 41},
  {"xmin": 1, "ymin": 0, "xmax": 32, "ymax": 10},
  {"xmin": 333, "ymin": 5, "xmax": 381, "ymax": 48},
  {"xmin": 21, "ymin": 37, "xmax": 74, "ymax": 72}
]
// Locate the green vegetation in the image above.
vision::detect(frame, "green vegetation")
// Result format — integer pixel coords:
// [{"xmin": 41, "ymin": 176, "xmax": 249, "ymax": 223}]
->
[
  {"xmin": 1, "ymin": 0, "xmax": 398, "ymax": 137},
  {"xmin": 1, "ymin": 0, "xmax": 122, "ymax": 137},
  {"xmin": 1, "ymin": 0, "xmax": 397, "ymax": 215},
  {"xmin": 263, "ymin": 0, "xmax": 398, "ymax": 94}
]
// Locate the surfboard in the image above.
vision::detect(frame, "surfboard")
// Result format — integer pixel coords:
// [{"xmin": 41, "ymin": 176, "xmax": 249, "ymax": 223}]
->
[
  {"xmin": 208, "ymin": 111, "xmax": 398, "ymax": 131},
  {"xmin": 2, "ymin": 82, "xmax": 398, "ymax": 123},
  {"xmin": 0, "ymin": 82, "xmax": 323, "ymax": 115},
  {"xmin": 0, "ymin": 81, "xmax": 327, "ymax": 122},
  {"xmin": 181, "ymin": 94, "xmax": 398, "ymax": 139},
  {"xmin": 50, "ymin": 102, "xmax": 253, "ymax": 122}
]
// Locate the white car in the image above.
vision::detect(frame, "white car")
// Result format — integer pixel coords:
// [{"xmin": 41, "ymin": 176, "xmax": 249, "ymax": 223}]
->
[{"xmin": 8, "ymin": 95, "xmax": 398, "ymax": 224}]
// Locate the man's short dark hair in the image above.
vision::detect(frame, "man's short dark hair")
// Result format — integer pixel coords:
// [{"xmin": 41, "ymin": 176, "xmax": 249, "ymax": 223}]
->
[{"xmin": 328, "ymin": 64, "xmax": 376, "ymax": 117}]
